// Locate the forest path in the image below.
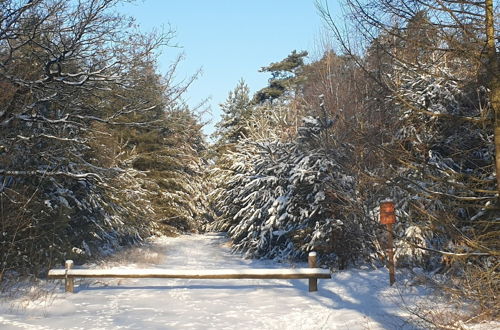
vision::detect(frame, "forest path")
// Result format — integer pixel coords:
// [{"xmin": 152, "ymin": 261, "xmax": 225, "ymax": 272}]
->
[{"xmin": 0, "ymin": 233, "xmax": 421, "ymax": 329}]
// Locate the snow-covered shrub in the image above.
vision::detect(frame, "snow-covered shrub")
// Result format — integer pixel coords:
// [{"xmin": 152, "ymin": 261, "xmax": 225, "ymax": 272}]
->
[
  {"xmin": 126, "ymin": 110, "xmax": 209, "ymax": 235},
  {"xmin": 210, "ymin": 118, "xmax": 372, "ymax": 268},
  {"xmin": 380, "ymin": 64, "xmax": 496, "ymax": 269}
]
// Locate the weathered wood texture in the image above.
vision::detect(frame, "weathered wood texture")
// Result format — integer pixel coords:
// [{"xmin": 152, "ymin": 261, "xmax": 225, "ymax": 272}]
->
[
  {"xmin": 49, "ymin": 253, "xmax": 331, "ymax": 293},
  {"xmin": 308, "ymin": 252, "xmax": 318, "ymax": 292},
  {"xmin": 65, "ymin": 260, "xmax": 74, "ymax": 293},
  {"xmin": 386, "ymin": 223, "xmax": 396, "ymax": 286},
  {"xmin": 48, "ymin": 268, "xmax": 331, "ymax": 280}
]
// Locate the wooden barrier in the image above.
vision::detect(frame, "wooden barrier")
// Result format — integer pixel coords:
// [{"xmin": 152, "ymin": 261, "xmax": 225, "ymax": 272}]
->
[
  {"xmin": 64, "ymin": 260, "xmax": 74, "ymax": 293},
  {"xmin": 308, "ymin": 251, "xmax": 318, "ymax": 292},
  {"xmin": 48, "ymin": 252, "xmax": 330, "ymax": 293}
]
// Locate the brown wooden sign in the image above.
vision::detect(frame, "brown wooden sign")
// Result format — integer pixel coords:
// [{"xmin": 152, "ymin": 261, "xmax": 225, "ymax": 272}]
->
[
  {"xmin": 380, "ymin": 201, "xmax": 396, "ymax": 224},
  {"xmin": 380, "ymin": 200, "xmax": 396, "ymax": 285}
]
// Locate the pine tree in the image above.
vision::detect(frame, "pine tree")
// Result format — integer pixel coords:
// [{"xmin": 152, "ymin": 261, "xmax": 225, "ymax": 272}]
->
[
  {"xmin": 213, "ymin": 79, "xmax": 252, "ymax": 147},
  {"xmin": 254, "ymin": 50, "xmax": 308, "ymax": 104}
]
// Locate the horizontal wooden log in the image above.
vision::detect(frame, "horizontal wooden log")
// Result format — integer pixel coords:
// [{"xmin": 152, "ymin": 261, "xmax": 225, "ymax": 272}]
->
[{"xmin": 48, "ymin": 268, "xmax": 331, "ymax": 280}]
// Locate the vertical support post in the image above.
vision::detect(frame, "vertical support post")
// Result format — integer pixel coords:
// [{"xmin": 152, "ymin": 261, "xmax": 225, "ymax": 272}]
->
[
  {"xmin": 386, "ymin": 223, "xmax": 395, "ymax": 286},
  {"xmin": 65, "ymin": 260, "xmax": 74, "ymax": 293},
  {"xmin": 308, "ymin": 251, "xmax": 318, "ymax": 292}
]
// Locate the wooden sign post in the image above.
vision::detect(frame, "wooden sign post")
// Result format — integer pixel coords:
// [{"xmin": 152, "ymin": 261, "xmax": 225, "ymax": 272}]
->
[{"xmin": 380, "ymin": 201, "xmax": 396, "ymax": 286}]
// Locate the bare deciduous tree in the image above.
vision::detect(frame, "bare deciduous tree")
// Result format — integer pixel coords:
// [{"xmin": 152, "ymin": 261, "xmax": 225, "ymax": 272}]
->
[
  {"xmin": 0, "ymin": 0, "xmax": 205, "ymax": 281},
  {"xmin": 315, "ymin": 0, "xmax": 499, "ymax": 320}
]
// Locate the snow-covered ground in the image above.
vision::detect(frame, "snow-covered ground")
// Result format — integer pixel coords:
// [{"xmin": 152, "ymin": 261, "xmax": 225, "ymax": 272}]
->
[{"xmin": 0, "ymin": 233, "xmax": 489, "ymax": 330}]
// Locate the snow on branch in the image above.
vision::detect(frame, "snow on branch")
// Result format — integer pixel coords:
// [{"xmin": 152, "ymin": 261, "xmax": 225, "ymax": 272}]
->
[{"xmin": 0, "ymin": 169, "xmax": 103, "ymax": 181}]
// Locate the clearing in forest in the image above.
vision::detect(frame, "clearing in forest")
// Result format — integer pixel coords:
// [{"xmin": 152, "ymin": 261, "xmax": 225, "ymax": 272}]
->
[{"xmin": 1, "ymin": 233, "xmax": 438, "ymax": 329}]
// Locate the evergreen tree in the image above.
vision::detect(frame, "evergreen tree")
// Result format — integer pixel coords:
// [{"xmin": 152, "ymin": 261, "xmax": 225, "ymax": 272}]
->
[
  {"xmin": 254, "ymin": 50, "xmax": 308, "ymax": 104},
  {"xmin": 210, "ymin": 115, "xmax": 368, "ymax": 268},
  {"xmin": 213, "ymin": 79, "xmax": 252, "ymax": 147},
  {"xmin": 0, "ymin": 0, "xmax": 207, "ymax": 280}
]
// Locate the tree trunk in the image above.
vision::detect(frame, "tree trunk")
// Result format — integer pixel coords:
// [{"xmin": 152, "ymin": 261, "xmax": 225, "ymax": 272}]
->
[
  {"xmin": 493, "ymin": 72, "xmax": 500, "ymax": 198},
  {"xmin": 485, "ymin": 0, "xmax": 500, "ymax": 198}
]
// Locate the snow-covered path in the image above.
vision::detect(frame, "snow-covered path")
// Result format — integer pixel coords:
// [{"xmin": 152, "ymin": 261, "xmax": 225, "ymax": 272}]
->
[{"xmin": 1, "ymin": 233, "xmax": 423, "ymax": 329}]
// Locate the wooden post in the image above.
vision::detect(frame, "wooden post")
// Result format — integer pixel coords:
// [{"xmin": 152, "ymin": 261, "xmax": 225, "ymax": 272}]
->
[
  {"xmin": 386, "ymin": 223, "xmax": 395, "ymax": 286},
  {"xmin": 65, "ymin": 260, "xmax": 74, "ymax": 293},
  {"xmin": 308, "ymin": 252, "xmax": 318, "ymax": 292}
]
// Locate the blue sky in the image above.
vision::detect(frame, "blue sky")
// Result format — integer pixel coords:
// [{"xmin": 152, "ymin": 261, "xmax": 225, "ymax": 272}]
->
[{"xmin": 118, "ymin": 0, "xmax": 340, "ymax": 137}]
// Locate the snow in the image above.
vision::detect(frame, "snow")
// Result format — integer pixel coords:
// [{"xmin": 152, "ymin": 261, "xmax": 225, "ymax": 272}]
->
[
  {"xmin": 48, "ymin": 268, "xmax": 331, "ymax": 279},
  {"xmin": 0, "ymin": 233, "xmax": 486, "ymax": 330}
]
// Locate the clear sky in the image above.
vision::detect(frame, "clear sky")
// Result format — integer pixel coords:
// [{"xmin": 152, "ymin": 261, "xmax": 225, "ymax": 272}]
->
[{"xmin": 117, "ymin": 0, "xmax": 340, "ymax": 138}]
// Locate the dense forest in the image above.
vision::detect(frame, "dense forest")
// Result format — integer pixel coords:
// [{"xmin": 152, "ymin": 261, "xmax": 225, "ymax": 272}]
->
[
  {"xmin": 209, "ymin": 0, "xmax": 499, "ymax": 317},
  {"xmin": 0, "ymin": 0, "xmax": 209, "ymax": 279},
  {"xmin": 1, "ymin": 0, "xmax": 498, "ymax": 323}
]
